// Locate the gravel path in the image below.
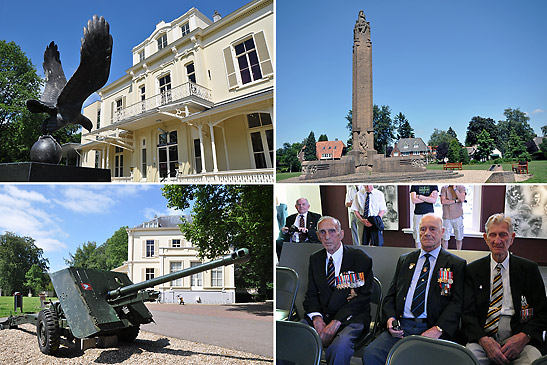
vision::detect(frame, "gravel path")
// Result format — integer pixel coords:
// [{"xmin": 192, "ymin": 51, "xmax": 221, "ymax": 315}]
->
[{"xmin": 0, "ymin": 324, "xmax": 272, "ymax": 364}]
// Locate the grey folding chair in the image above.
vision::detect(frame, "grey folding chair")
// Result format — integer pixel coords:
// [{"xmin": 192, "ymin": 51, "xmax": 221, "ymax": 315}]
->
[
  {"xmin": 354, "ymin": 276, "xmax": 383, "ymax": 350},
  {"xmin": 386, "ymin": 335, "xmax": 480, "ymax": 365},
  {"xmin": 276, "ymin": 320, "xmax": 321, "ymax": 365},
  {"xmin": 276, "ymin": 266, "xmax": 299, "ymax": 321}
]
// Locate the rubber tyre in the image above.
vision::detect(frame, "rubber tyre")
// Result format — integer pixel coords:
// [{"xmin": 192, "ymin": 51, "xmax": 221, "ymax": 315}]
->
[
  {"xmin": 118, "ymin": 325, "xmax": 140, "ymax": 342},
  {"xmin": 37, "ymin": 309, "xmax": 60, "ymax": 355}
]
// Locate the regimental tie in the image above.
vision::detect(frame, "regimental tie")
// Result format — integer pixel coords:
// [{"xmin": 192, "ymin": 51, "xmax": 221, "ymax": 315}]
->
[
  {"xmin": 411, "ymin": 253, "xmax": 431, "ymax": 318},
  {"xmin": 484, "ymin": 263, "xmax": 503, "ymax": 336},
  {"xmin": 364, "ymin": 192, "xmax": 371, "ymax": 218},
  {"xmin": 327, "ymin": 256, "xmax": 335, "ymax": 289},
  {"xmin": 298, "ymin": 214, "xmax": 306, "ymax": 242}
]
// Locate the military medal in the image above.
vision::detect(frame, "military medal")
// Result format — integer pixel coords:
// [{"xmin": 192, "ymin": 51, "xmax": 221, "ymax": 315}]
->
[
  {"xmin": 409, "ymin": 263, "xmax": 415, "ymax": 270},
  {"xmin": 438, "ymin": 268, "xmax": 453, "ymax": 296},
  {"xmin": 520, "ymin": 295, "xmax": 533, "ymax": 321},
  {"xmin": 335, "ymin": 271, "xmax": 365, "ymax": 290}
]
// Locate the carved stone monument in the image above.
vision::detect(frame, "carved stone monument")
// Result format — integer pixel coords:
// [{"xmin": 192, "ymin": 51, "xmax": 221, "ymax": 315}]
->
[{"xmin": 299, "ymin": 11, "xmax": 427, "ymax": 181}]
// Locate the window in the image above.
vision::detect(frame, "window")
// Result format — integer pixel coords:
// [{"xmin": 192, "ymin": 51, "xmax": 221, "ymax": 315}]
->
[
  {"xmin": 247, "ymin": 113, "xmax": 273, "ymax": 169},
  {"xmin": 145, "ymin": 268, "xmax": 155, "ymax": 281},
  {"xmin": 158, "ymin": 131, "xmax": 178, "ymax": 179},
  {"xmin": 190, "ymin": 262, "xmax": 202, "ymax": 287},
  {"xmin": 159, "ymin": 74, "xmax": 172, "ymax": 104},
  {"xmin": 186, "ymin": 62, "xmax": 196, "ymax": 83},
  {"xmin": 139, "ymin": 50, "xmax": 145, "ymax": 63},
  {"xmin": 140, "ymin": 86, "xmax": 146, "ymax": 112},
  {"xmin": 181, "ymin": 22, "xmax": 190, "ymax": 37},
  {"xmin": 193, "ymin": 139, "xmax": 202, "ymax": 173},
  {"xmin": 94, "ymin": 151, "xmax": 101, "ymax": 168},
  {"xmin": 141, "ymin": 145, "xmax": 147, "ymax": 179},
  {"xmin": 172, "ymin": 239, "xmax": 181, "ymax": 248},
  {"xmin": 211, "ymin": 267, "xmax": 223, "ymax": 287},
  {"xmin": 145, "ymin": 240, "xmax": 155, "ymax": 257},
  {"xmin": 97, "ymin": 109, "xmax": 101, "ymax": 129},
  {"xmin": 234, "ymin": 38, "xmax": 262, "ymax": 85},
  {"xmin": 116, "ymin": 98, "xmax": 123, "ymax": 112},
  {"xmin": 157, "ymin": 34, "xmax": 167, "ymax": 50},
  {"xmin": 114, "ymin": 146, "xmax": 123, "ymax": 177},
  {"xmin": 170, "ymin": 262, "xmax": 182, "ymax": 286}
]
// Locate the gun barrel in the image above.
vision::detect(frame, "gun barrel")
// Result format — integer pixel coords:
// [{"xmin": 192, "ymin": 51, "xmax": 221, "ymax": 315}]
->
[{"xmin": 107, "ymin": 248, "xmax": 250, "ymax": 299}]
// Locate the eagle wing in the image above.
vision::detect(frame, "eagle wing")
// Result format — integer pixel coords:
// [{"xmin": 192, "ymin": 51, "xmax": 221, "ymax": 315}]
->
[
  {"xmin": 41, "ymin": 41, "xmax": 67, "ymax": 106},
  {"xmin": 57, "ymin": 15, "xmax": 113, "ymax": 112}
]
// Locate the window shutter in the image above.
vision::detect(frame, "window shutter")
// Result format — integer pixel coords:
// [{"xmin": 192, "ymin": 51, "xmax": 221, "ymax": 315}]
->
[
  {"xmin": 141, "ymin": 268, "xmax": 145, "ymax": 282},
  {"xmin": 223, "ymin": 46, "xmax": 238, "ymax": 89},
  {"xmin": 110, "ymin": 101, "xmax": 114, "ymax": 122},
  {"xmin": 122, "ymin": 96, "xmax": 126, "ymax": 108},
  {"xmin": 142, "ymin": 240, "xmax": 145, "ymax": 258},
  {"xmin": 253, "ymin": 31, "xmax": 273, "ymax": 76},
  {"xmin": 155, "ymin": 240, "xmax": 159, "ymax": 257}
]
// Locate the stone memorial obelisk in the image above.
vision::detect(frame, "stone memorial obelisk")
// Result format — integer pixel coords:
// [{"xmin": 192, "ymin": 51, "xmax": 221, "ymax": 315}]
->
[{"xmin": 352, "ymin": 10, "xmax": 375, "ymax": 170}]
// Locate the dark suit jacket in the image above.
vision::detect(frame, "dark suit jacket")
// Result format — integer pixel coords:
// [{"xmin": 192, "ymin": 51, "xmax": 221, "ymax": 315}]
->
[
  {"xmin": 303, "ymin": 245, "xmax": 374, "ymax": 328},
  {"xmin": 383, "ymin": 248, "xmax": 466, "ymax": 339},
  {"xmin": 462, "ymin": 254, "xmax": 547, "ymax": 350},
  {"xmin": 283, "ymin": 211, "xmax": 322, "ymax": 243}
]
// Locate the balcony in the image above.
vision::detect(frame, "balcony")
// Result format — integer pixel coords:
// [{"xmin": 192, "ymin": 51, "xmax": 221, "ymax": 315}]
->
[
  {"xmin": 176, "ymin": 169, "xmax": 274, "ymax": 184},
  {"xmin": 113, "ymin": 82, "xmax": 212, "ymax": 124}
]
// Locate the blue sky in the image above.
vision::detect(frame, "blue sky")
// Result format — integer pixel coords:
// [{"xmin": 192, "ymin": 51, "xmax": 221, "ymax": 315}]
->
[
  {"xmin": 0, "ymin": 0, "xmax": 250, "ymax": 107},
  {"xmin": 277, "ymin": 0, "xmax": 547, "ymax": 146},
  {"xmin": 0, "ymin": 185, "xmax": 190, "ymax": 273}
]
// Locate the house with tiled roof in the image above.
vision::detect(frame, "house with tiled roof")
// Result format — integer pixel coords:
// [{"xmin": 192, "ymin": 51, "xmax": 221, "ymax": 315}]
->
[
  {"xmin": 391, "ymin": 138, "xmax": 430, "ymax": 157},
  {"xmin": 316, "ymin": 140, "xmax": 345, "ymax": 160}
]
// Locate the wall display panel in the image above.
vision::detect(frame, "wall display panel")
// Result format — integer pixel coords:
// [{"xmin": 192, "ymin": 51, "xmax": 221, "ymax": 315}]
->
[
  {"xmin": 504, "ymin": 184, "xmax": 547, "ymax": 238},
  {"xmin": 376, "ymin": 185, "xmax": 398, "ymax": 230}
]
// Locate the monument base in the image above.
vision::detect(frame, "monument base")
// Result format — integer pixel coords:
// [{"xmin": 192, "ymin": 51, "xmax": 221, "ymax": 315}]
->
[
  {"xmin": 0, "ymin": 163, "xmax": 111, "ymax": 182},
  {"xmin": 300, "ymin": 150, "xmax": 426, "ymax": 181}
]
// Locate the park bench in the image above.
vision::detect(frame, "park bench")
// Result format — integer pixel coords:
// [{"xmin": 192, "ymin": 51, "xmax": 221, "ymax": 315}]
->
[
  {"xmin": 443, "ymin": 162, "xmax": 462, "ymax": 170},
  {"xmin": 512, "ymin": 161, "xmax": 528, "ymax": 174}
]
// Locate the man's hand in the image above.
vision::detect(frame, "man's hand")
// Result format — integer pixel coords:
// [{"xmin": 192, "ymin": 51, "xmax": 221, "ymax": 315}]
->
[
  {"xmin": 478, "ymin": 336, "xmax": 509, "ymax": 364},
  {"xmin": 362, "ymin": 218, "xmax": 372, "ymax": 227},
  {"xmin": 319, "ymin": 319, "xmax": 341, "ymax": 347},
  {"xmin": 281, "ymin": 227, "xmax": 288, "ymax": 233},
  {"xmin": 421, "ymin": 326, "xmax": 442, "ymax": 339},
  {"xmin": 298, "ymin": 227, "xmax": 309, "ymax": 233},
  {"xmin": 387, "ymin": 317, "xmax": 403, "ymax": 339},
  {"xmin": 312, "ymin": 316, "xmax": 326, "ymax": 336},
  {"xmin": 500, "ymin": 333, "xmax": 529, "ymax": 361}
]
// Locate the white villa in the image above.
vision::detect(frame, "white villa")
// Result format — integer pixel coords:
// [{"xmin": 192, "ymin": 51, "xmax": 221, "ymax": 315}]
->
[
  {"xmin": 80, "ymin": 0, "xmax": 273, "ymax": 183},
  {"xmin": 123, "ymin": 215, "xmax": 237, "ymax": 304}
]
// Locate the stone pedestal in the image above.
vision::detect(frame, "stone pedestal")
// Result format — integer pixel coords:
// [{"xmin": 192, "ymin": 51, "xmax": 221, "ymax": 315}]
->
[{"xmin": 0, "ymin": 163, "xmax": 111, "ymax": 182}]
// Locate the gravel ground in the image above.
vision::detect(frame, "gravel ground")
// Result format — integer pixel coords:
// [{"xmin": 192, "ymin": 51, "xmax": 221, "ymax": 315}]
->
[
  {"xmin": 0, "ymin": 324, "xmax": 272, "ymax": 364},
  {"xmin": 410, "ymin": 170, "xmax": 531, "ymax": 184}
]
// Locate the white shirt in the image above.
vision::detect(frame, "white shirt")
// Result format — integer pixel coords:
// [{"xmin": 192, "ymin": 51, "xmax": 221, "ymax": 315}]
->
[
  {"xmin": 403, "ymin": 245, "xmax": 441, "ymax": 318},
  {"xmin": 351, "ymin": 188, "xmax": 387, "ymax": 217},
  {"xmin": 307, "ymin": 244, "xmax": 344, "ymax": 320},
  {"xmin": 291, "ymin": 213, "xmax": 308, "ymax": 242},
  {"xmin": 490, "ymin": 254, "xmax": 514, "ymax": 316}
]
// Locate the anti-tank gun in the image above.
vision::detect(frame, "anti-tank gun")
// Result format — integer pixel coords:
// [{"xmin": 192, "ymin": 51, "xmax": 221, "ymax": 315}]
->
[{"xmin": 1, "ymin": 248, "xmax": 250, "ymax": 355}]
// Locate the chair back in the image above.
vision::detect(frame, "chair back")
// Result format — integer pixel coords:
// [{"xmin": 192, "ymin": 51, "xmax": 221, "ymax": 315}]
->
[
  {"xmin": 386, "ymin": 335, "xmax": 479, "ymax": 365},
  {"xmin": 354, "ymin": 276, "xmax": 383, "ymax": 350},
  {"xmin": 276, "ymin": 266, "xmax": 299, "ymax": 320},
  {"xmin": 276, "ymin": 320, "xmax": 321, "ymax": 365}
]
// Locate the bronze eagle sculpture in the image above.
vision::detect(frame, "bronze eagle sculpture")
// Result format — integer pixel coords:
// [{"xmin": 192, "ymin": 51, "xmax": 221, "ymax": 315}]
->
[{"xmin": 27, "ymin": 15, "xmax": 113, "ymax": 134}]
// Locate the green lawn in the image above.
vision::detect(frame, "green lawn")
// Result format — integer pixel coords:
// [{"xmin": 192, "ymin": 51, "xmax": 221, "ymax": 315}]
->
[
  {"xmin": 0, "ymin": 296, "xmax": 56, "ymax": 317},
  {"xmin": 426, "ymin": 160, "xmax": 547, "ymax": 182},
  {"xmin": 276, "ymin": 171, "xmax": 301, "ymax": 181}
]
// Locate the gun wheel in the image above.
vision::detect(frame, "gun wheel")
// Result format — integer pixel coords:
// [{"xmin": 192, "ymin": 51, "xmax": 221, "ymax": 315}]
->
[
  {"xmin": 118, "ymin": 324, "xmax": 140, "ymax": 342},
  {"xmin": 37, "ymin": 309, "xmax": 60, "ymax": 355}
]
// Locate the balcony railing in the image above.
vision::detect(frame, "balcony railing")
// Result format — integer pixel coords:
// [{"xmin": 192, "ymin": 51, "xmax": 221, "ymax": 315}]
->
[
  {"xmin": 176, "ymin": 169, "xmax": 274, "ymax": 184},
  {"xmin": 113, "ymin": 82, "xmax": 212, "ymax": 123}
]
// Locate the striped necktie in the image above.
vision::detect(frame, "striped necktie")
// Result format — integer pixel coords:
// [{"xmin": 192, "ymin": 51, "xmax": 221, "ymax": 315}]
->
[
  {"xmin": 364, "ymin": 192, "xmax": 371, "ymax": 217},
  {"xmin": 327, "ymin": 256, "xmax": 335, "ymax": 289},
  {"xmin": 298, "ymin": 214, "xmax": 306, "ymax": 242},
  {"xmin": 411, "ymin": 253, "xmax": 431, "ymax": 318},
  {"xmin": 484, "ymin": 263, "xmax": 503, "ymax": 336}
]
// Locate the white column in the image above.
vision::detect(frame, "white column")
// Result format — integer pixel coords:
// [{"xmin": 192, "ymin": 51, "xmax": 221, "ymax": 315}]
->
[
  {"xmin": 208, "ymin": 123, "xmax": 219, "ymax": 173},
  {"xmin": 198, "ymin": 125, "xmax": 206, "ymax": 173},
  {"xmin": 220, "ymin": 125, "xmax": 230, "ymax": 170}
]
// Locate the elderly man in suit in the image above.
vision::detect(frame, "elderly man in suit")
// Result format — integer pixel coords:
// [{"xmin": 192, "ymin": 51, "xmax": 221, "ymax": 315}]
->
[
  {"xmin": 462, "ymin": 213, "xmax": 547, "ymax": 364},
  {"xmin": 362, "ymin": 214, "xmax": 466, "ymax": 365},
  {"xmin": 303, "ymin": 216, "xmax": 373, "ymax": 365},
  {"xmin": 281, "ymin": 197, "xmax": 322, "ymax": 243}
]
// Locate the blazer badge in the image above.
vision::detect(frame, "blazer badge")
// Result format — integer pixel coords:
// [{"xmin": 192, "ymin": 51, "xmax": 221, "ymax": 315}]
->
[
  {"xmin": 437, "ymin": 268, "xmax": 453, "ymax": 296},
  {"xmin": 520, "ymin": 295, "xmax": 533, "ymax": 322},
  {"xmin": 335, "ymin": 271, "xmax": 365, "ymax": 290}
]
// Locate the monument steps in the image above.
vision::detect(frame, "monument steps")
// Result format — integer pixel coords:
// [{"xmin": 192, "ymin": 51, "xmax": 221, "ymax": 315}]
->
[{"xmin": 288, "ymin": 170, "xmax": 461, "ymax": 183}]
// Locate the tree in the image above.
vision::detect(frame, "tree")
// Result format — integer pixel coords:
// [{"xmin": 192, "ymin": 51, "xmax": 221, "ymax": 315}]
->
[
  {"xmin": 465, "ymin": 116, "xmax": 497, "ymax": 147},
  {"xmin": 345, "ymin": 110, "xmax": 353, "ymax": 150},
  {"xmin": 428, "ymin": 129, "xmax": 453, "ymax": 148},
  {"xmin": 459, "ymin": 146, "xmax": 470, "ymax": 165},
  {"xmin": 104, "ymin": 227, "xmax": 128, "ymax": 269},
  {"xmin": 24, "ymin": 264, "xmax": 48, "ymax": 295},
  {"xmin": 394, "ymin": 112, "xmax": 414, "ymax": 139},
  {"xmin": 539, "ymin": 138, "xmax": 547, "ymax": 158},
  {"xmin": 65, "ymin": 241, "xmax": 108, "ymax": 270},
  {"xmin": 436, "ymin": 142, "xmax": 449, "ymax": 161},
  {"xmin": 475, "ymin": 129, "xmax": 494, "ymax": 161},
  {"xmin": 373, "ymin": 105, "xmax": 395, "ymax": 154},
  {"xmin": 276, "ymin": 142, "xmax": 303, "ymax": 172},
  {"xmin": 447, "ymin": 139, "xmax": 461, "ymax": 163},
  {"xmin": 542, "ymin": 125, "xmax": 547, "ymax": 137},
  {"xmin": 447, "ymin": 127, "xmax": 457, "ymax": 139},
  {"xmin": 318, "ymin": 134, "xmax": 328, "ymax": 142},
  {"xmin": 161, "ymin": 185, "xmax": 273, "ymax": 299},
  {"xmin": 497, "ymin": 108, "xmax": 536, "ymax": 157},
  {"xmin": 303, "ymin": 131, "xmax": 317, "ymax": 161},
  {"xmin": 508, "ymin": 130, "xmax": 527, "ymax": 159},
  {"xmin": 0, "ymin": 232, "xmax": 49, "ymax": 295}
]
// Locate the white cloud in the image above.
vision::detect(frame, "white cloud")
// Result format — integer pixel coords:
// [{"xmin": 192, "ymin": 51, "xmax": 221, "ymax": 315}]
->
[
  {"xmin": 53, "ymin": 187, "xmax": 115, "ymax": 214},
  {"xmin": 531, "ymin": 109, "xmax": 545, "ymax": 114},
  {"xmin": 142, "ymin": 206, "xmax": 181, "ymax": 221}
]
